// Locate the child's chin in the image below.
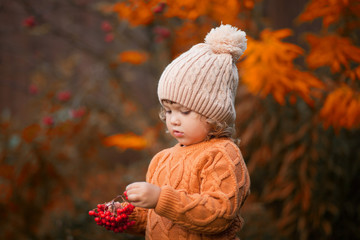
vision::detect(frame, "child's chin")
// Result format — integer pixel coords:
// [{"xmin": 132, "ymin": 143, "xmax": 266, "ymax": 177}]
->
[
  {"xmin": 177, "ymin": 140, "xmax": 188, "ymax": 146},
  {"xmin": 178, "ymin": 140, "xmax": 200, "ymax": 146}
]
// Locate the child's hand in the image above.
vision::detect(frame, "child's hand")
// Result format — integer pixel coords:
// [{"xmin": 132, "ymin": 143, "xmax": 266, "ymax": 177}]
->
[{"xmin": 125, "ymin": 182, "xmax": 161, "ymax": 209}]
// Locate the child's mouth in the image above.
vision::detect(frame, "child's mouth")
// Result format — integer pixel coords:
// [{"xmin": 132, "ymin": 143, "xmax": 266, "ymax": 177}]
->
[{"xmin": 173, "ymin": 130, "xmax": 184, "ymax": 137}]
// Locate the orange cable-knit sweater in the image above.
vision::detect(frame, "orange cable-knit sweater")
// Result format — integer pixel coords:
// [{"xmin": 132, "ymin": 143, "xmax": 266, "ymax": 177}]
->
[{"xmin": 128, "ymin": 138, "xmax": 250, "ymax": 240}]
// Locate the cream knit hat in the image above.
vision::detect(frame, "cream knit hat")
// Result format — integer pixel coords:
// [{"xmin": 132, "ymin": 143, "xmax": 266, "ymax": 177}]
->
[{"xmin": 157, "ymin": 24, "xmax": 247, "ymax": 124}]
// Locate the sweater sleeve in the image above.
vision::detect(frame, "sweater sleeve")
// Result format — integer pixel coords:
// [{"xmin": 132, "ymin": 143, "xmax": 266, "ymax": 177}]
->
[
  {"xmin": 124, "ymin": 151, "xmax": 170, "ymax": 235},
  {"xmin": 125, "ymin": 207, "xmax": 148, "ymax": 235},
  {"xmin": 123, "ymin": 150, "xmax": 167, "ymax": 235},
  {"xmin": 154, "ymin": 146, "xmax": 250, "ymax": 234}
]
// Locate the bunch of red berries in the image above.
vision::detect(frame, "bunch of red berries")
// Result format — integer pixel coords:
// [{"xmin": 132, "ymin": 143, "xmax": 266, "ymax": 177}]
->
[{"xmin": 89, "ymin": 192, "xmax": 135, "ymax": 233}]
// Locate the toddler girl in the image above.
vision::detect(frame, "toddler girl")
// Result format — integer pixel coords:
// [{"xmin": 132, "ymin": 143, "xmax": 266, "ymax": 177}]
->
[{"xmin": 124, "ymin": 24, "xmax": 250, "ymax": 240}]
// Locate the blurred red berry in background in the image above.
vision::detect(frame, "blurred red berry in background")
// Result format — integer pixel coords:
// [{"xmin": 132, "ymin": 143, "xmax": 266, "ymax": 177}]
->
[
  {"xmin": 101, "ymin": 21, "xmax": 113, "ymax": 32},
  {"xmin": 154, "ymin": 26, "xmax": 171, "ymax": 42},
  {"xmin": 105, "ymin": 33, "xmax": 114, "ymax": 42},
  {"xmin": 42, "ymin": 116, "xmax": 54, "ymax": 126},
  {"xmin": 57, "ymin": 91, "xmax": 72, "ymax": 102},
  {"xmin": 69, "ymin": 108, "xmax": 86, "ymax": 118},
  {"xmin": 29, "ymin": 84, "xmax": 39, "ymax": 95},
  {"xmin": 153, "ymin": 2, "xmax": 166, "ymax": 14},
  {"xmin": 23, "ymin": 16, "xmax": 36, "ymax": 28}
]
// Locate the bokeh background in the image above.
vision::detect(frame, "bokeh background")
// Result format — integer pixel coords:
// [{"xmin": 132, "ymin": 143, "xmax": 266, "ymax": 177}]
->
[{"xmin": 1, "ymin": 0, "xmax": 360, "ymax": 239}]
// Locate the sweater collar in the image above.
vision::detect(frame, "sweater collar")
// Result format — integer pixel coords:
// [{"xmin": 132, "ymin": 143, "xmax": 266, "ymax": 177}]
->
[{"xmin": 173, "ymin": 138, "xmax": 226, "ymax": 153}]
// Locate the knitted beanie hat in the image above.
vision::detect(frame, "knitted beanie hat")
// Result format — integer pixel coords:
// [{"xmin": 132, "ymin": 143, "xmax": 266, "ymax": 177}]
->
[{"xmin": 157, "ymin": 24, "xmax": 247, "ymax": 124}]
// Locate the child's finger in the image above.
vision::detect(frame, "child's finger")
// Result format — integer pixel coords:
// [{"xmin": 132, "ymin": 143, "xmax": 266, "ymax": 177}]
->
[
  {"xmin": 125, "ymin": 188, "xmax": 140, "ymax": 201},
  {"xmin": 125, "ymin": 181, "xmax": 144, "ymax": 191},
  {"xmin": 126, "ymin": 193, "xmax": 137, "ymax": 202},
  {"xmin": 125, "ymin": 183, "xmax": 135, "ymax": 191}
]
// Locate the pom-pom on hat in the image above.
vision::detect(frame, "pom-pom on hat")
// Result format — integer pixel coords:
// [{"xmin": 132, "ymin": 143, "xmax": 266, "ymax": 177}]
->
[{"xmin": 157, "ymin": 24, "xmax": 247, "ymax": 124}]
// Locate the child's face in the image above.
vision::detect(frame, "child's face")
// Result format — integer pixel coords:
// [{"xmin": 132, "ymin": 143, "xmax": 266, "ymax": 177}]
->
[{"xmin": 163, "ymin": 101, "xmax": 210, "ymax": 146}]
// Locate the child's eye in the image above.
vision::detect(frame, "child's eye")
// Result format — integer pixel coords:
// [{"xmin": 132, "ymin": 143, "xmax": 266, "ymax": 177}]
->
[
  {"xmin": 181, "ymin": 110, "xmax": 191, "ymax": 115},
  {"xmin": 165, "ymin": 110, "xmax": 172, "ymax": 114}
]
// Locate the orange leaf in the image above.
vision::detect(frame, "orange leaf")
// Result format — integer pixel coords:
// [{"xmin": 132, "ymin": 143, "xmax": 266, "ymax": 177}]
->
[
  {"xmin": 320, "ymin": 85, "xmax": 360, "ymax": 130},
  {"xmin": 165, "ymin": 0, "xmax": 253, "ymax": 23},
  {"xmin": 21, "ymin": 123, "xmax": 41, "ymax": 143},
  {"xmin": 306, "ymin": 34, "xmax": 360, "ymax": 73},
  {"xmin": 298, "ymin": 0, "xmax": 356, "ymax": 28},
  {"xmin": 165, "ymin": 0, "xmax": 208, "ymax": 20},
  {"xmin": 103, "ymin": 132, "xmax": 148, "ymax": 150},
  {"xmin": 113, "ymin": 1, "xmax": 156, "ymax": 26},
  {"xmin": 118, "ymin": 51, "xmax": 149, "ymax": 65},
  {"xmin": 0, "ymin": 164, "xmax": 14, "ymax": 180},
  {"xmin": 346, "ymin": 65, "xmax": 360, "ymax": 81},
  {"xmin": 172, "ymin": 22, "xmax": 211, "ymax": 57},
  {"xmin": 240, "ymin": 29, "xmax": 324, "ymax": 105}
]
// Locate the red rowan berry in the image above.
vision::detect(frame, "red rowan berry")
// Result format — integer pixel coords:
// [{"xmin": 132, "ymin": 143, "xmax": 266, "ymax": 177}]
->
[
  {"xmin": 23, "ymin": 16, "xmax": 36, "ymax": 28},
  {"xmin": 29, "ymin": 84, "xmax": 38, "ymax": 95},
  {"xmin": 69, "ymin": 108, "xmax": 86, "ymax": 118},
  {"xmin": 90, "ymin": 194, "xmax": 135, "ymax": 233},
  {"xmin": 42, "ymin": 116, "xmax": 54, "ymax": 126},
  {"xmin": 105, "ymin": 33, "xmax": 114, "ymax": 42},
  {"xmin": 153, "ymin": 3, "xmax": 166, "ymax": 13},
  {"xmin": 57, "ymin": 90, "xmax": 71, "ymax": 102},
  {"xmin": 101, "ymin": 21, "xmax": 113, "ymax": 32}
]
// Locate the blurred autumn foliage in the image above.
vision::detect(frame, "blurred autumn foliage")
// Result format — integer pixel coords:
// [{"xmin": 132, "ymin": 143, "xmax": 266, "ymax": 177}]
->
[{"xmin": 0, "ymin": 0, "xmax": 359, "ymax": 239}]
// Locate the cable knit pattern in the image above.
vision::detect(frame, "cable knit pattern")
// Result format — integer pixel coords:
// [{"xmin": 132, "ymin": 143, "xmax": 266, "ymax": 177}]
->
[{"xmin": 129, "ymin": 138, "xmax": 250, "ymax": 240}]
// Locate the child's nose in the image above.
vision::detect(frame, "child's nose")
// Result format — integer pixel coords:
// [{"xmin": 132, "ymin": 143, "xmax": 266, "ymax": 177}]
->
[{"xmin": 170, "ymin": 114, "xmax": 180, "ymax": 125}]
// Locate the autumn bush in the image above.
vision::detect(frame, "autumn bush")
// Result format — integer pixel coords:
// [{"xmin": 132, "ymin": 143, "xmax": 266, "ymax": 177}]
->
[{"xmin": 0, "ymin": 0, "xmax": 359, "ymax": 239}]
